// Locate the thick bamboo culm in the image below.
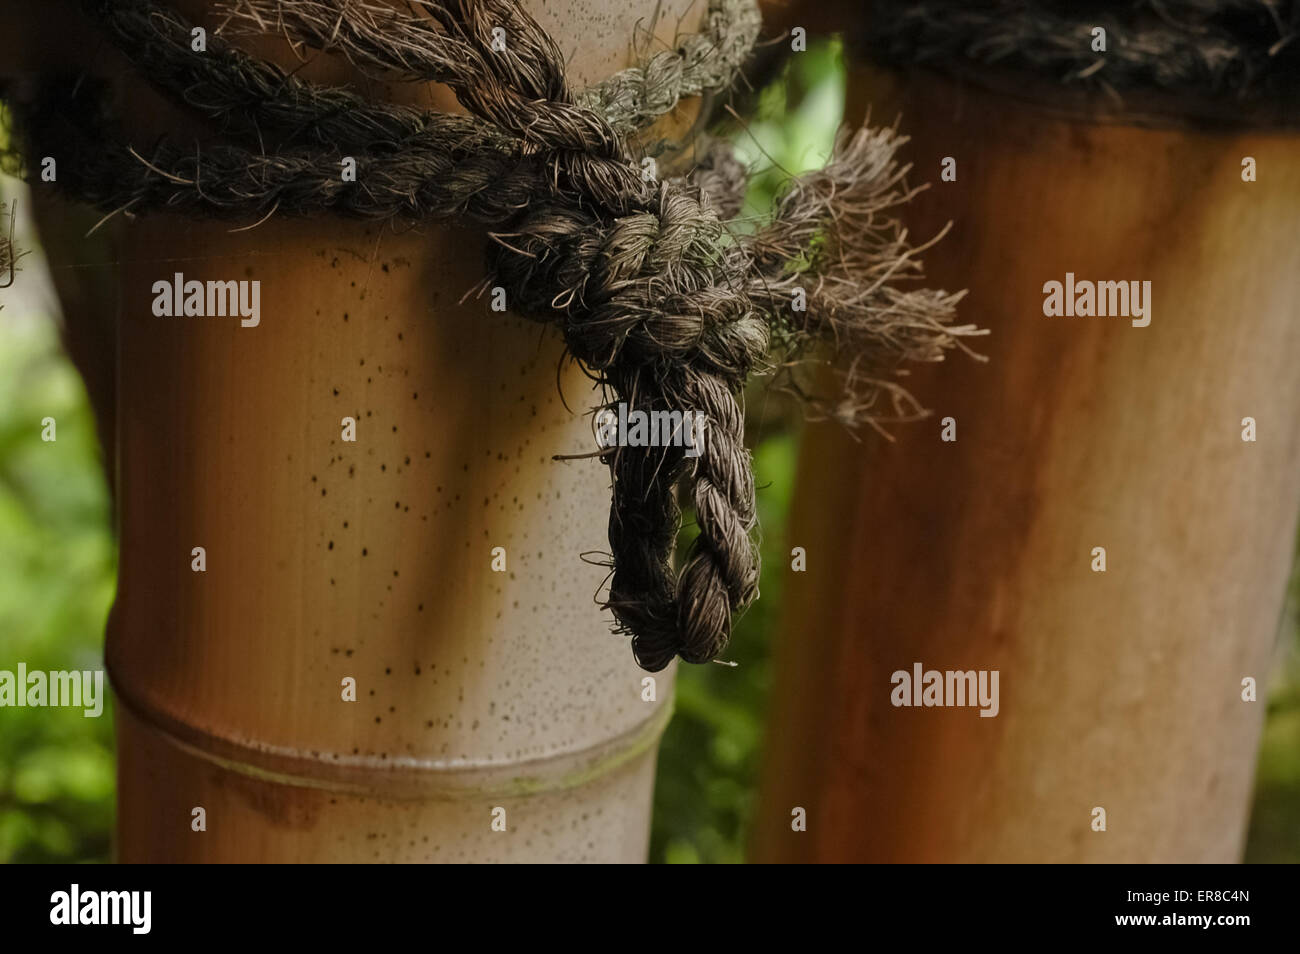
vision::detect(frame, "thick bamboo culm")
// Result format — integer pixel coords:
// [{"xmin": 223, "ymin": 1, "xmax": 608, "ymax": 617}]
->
[
  {"xmin": 754, "ymin": 64, "xmax": 1300, "ymax": 862},
  {"xmin": 110, "ymin": 213, "xmax": 675, "ymax": 862},
  {"xmin": 17, "ymin": 0, "xmax": 710, "ymax": 863}
]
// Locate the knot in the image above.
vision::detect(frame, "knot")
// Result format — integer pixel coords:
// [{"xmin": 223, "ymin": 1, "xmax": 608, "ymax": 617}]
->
[
  {"xmin": 688, "ymin": 140, "xmax": 750, "ymax": 220},
  {"xmin": 490, "ymin": 164, "xmax": 771, "ymax": 670},
  {"xmin": 491, "ymin": 179, "xmax": 768, "ymax": 381}
]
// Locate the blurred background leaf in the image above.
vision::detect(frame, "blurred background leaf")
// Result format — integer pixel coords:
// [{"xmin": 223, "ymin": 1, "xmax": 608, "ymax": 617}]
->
[{"xmin": 0, "ymin": 176, "xmax": 116, "ymax": 864}]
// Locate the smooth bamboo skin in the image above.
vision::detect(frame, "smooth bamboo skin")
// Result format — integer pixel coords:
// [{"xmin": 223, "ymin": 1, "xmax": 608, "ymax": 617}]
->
[
  {"xmin": 754, "ymin": 66, "xmax": 1300, "ymax": 863},
  {"xmin": 109, "ymin": 213, "xmax": 675, "ymax": 863},
  {"xmin": 10, "ymin": 0, "xmax": 712, "ymax": 863}
]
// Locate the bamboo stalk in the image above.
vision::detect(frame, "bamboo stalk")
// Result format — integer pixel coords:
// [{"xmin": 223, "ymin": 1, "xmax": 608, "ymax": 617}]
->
[
  {"xmin": 754, "ymin": 63, "xmax": 1300, "ymax": 862},
  {"xmin": 16, "ymin": 0, "xmax": 708, "ymax": 863}
]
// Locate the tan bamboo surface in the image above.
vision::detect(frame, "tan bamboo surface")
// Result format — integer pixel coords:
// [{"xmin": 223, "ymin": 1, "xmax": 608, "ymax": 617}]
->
[
  {"xmin": 754, "ymin": 63, "xmax": 1300, "ymax": 862},
  {"xmin": 13, "ymin": 0, "xmax": 712, "ymax": 863}
]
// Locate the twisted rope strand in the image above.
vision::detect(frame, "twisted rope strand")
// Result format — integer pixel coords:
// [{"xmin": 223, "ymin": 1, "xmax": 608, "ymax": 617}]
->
[
  {"xmin": 867, "ymin": 0, "xmax": 1300, "ymax": 103},
  {"xmin": 217, "ymin": 0, "xmax": 761, "ymax": 135},
  {"xmin": 86, "ymin": 0, "xmax": 496, "ymax": 152}
]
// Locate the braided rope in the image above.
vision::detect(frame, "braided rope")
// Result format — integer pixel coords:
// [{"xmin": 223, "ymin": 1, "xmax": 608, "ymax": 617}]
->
[{"xmin": 5, "ymin": 0, "xmax": 977, "ymax": 670}]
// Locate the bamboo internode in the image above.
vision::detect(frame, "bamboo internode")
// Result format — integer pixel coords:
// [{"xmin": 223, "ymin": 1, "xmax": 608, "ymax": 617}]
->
[{"xmin": 755, "ymin": 63, "xmax": 1300, "ymax": 863}]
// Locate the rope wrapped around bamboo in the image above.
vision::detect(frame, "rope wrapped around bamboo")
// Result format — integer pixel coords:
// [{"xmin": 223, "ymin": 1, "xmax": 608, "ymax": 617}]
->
[
  {"xmin": 2, "ymin": 0, "xmax": 977, "ymax": 670},
  {"xmin": 865, "ymin": 0, "xmax": 1300, "ymax": 125}
]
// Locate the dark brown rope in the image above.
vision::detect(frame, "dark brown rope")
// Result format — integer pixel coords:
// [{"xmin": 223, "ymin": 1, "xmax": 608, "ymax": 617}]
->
[
  {"xmin": 3, "ymin": 0, "xmax": 976, "ymax": 670},
  {"xmin": 866, "ymin": 0, "xmax": 1300, "ymax": 114}
]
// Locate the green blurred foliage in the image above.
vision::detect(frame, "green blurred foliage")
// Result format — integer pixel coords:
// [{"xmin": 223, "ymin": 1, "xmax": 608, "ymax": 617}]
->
[
  {"xmin": 0, "ymin": 183, "xmax": 117, "ymax": 863},
  {"xmin": 1243, "ymin": 551, "xmax": 1300, "ymax": 864},
  {"xmin": 727, "ymin": 37, "xmax": 847, "ymax": 222}
]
